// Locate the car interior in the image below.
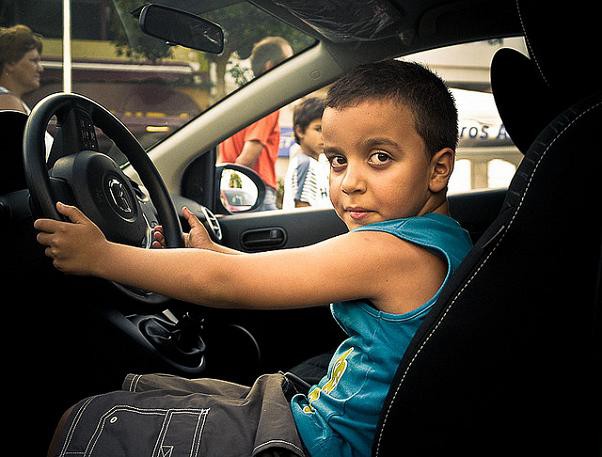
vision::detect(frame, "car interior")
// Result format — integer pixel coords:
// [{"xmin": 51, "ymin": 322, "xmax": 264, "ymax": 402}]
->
[{"xmin": 0, "ymin": 0, "xmax": 600, "ymax": 455}]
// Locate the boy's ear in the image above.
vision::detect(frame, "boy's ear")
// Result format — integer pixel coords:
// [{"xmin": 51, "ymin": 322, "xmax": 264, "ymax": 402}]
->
[
  {"xmin": 294, "ymin": 125, "xmax": 305, "ymax": 140},
  {"xmin": 429, "ymin": 147, "xmax": 455, "ymax": 193}
]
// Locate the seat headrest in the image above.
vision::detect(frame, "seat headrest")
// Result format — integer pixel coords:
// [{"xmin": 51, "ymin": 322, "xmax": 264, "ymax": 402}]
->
[
  {"xmin": 0, "ymin": 110, "xmax": 28, "ymax": 194},
  {"xmin": 490, "ymin": 49, "xmax": 558, "ymax": 153},
  {"xmin": 517, "ymin": 0, "xmax": 600, "ymax": 103},
  {"xmin": 490, "ymin": 0, "xmax": 600, "ymax": 152}
]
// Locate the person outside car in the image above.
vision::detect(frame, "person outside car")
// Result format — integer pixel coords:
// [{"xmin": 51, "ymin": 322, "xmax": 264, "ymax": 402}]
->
[{"xmin": 218, "ymin": 36, "xmax": 294, "ymax": 210}]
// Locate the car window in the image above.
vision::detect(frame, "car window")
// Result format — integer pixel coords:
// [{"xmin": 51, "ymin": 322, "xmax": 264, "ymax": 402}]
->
[
  {"xmin": 2, "ymin": 0, "xmax": 316, "ymax": 165},
  {"xmin": 401, "ymin": 38, "xmax": 527, "ymax": 194},
  {"xmin": 273, "ymin": 37, "xmax": 526, "ymax": 212}
]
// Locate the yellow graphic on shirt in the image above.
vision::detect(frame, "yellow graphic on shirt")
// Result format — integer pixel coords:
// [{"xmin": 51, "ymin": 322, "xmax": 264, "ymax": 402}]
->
[{"xmin": 303, "ymin": 347, "xmax": 354, "ymax": 414}]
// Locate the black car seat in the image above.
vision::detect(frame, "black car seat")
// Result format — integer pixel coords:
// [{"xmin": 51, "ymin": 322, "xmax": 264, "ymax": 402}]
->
[
  {"xmin": 0, "ymin": 109, "xmax": 28, "ymax": 194},
  {"xmin": 373, "ymin": 1, "xmax": 601, "ymax": 456},
  {"xmin": 0, "ymin": 110, "xmax": 41, "ymax": 275}
]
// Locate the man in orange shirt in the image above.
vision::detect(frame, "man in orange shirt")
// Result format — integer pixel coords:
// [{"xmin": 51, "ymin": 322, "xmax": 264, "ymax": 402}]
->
[{"xmin": 219, "ymin": 36, "xmax": 293, "ymax": 211}]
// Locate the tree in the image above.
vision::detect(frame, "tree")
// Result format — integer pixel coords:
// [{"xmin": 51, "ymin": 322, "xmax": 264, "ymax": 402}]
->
[
  {"xmin": 111, "ymin": 0, "xmax": 173, "ymax": 62},
  {"xmin": 229, "ymin": 171, "xmax": 243, "ymax": 189},
  {"xmin": 203, "ymin": 2, "xmax": 314, "ymax": 100},
  {"xmin": 108, "ymin": 1, "xmax": 314, "ymax": 100}
]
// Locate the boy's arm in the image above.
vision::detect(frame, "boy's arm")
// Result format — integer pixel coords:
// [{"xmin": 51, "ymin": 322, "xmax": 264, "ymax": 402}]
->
[
  {"xmin": 35, "ymin": 203, "xmax": 434, "ymax": 311},
  {"xmin": 97, "ymin": 234, "xmax": 404, "ymax": 310}
]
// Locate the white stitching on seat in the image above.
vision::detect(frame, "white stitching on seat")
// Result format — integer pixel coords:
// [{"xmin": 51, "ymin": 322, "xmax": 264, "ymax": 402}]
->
[
  {"xmin": 516, "ymin": 0, "xmax": 550, "ymax": 87},
  {"xmin": 374, "ymin": 100, "xmax": 601, "ymax": 456}
]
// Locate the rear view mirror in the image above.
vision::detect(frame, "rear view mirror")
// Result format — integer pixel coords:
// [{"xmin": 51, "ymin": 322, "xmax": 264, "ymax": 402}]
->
[{"xmin": 138, "ymin": 4, "xmax": 224, "ymax": 54}]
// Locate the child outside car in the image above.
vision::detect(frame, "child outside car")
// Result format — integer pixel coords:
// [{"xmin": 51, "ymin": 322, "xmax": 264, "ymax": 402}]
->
[
  {"xmin": 283, "ymin": 96, "xmax": 330, "ymax": 209},
  {"xmin": 37, "ymin": 60, "xmax": 472, "ymax": 457}
]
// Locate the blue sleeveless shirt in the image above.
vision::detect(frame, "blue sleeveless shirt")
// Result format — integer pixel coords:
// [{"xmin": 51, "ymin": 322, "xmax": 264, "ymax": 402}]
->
[{"xmin": 290, "ymin": 213, "xmax": 473, "ymax": 457}]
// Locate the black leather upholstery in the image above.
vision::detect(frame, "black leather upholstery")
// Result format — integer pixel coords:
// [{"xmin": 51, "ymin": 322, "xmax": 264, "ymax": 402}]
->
[
  {"xmin": 489, "ymin": 0, "xmax": 601, "ymax": 154},
  {"xmin": 490, "ymin": 48, "xmax": 557, "ymax": 153},
  {"xmin": 0, "ymin": 110, "xmax": 28, "ymax": 194},
  {"xmin": 374, "ymin": 1, "xmax": 601, "ymax": 455},
  {"xmin": 374, "ymin": 92, "xmax": 601, "ymax": 457}
]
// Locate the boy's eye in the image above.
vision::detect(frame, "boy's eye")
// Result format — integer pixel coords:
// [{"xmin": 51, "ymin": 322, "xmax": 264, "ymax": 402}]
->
[
  {"xmin": 368, "ymin": 151, "xmax": 391, "ymax": 165},
  {"xmin": 328, "ymin": 155, "xmax": 347, "ymax": 170}
]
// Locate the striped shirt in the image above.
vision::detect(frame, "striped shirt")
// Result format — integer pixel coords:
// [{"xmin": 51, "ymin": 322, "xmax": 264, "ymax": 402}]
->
[{"xmin": 283, "ymin": 153, "xmax": 330, "ymax": 209}]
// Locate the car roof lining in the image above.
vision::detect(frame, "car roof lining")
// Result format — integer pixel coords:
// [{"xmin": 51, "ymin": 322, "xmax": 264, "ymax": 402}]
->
[{"xmin": 253, "ymin": 0, "xmax": 522, "ymax": 51}]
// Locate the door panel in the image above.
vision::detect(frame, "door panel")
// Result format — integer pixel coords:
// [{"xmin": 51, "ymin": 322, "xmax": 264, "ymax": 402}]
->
[
  {"xmin": 218, "ymin": 188, "xmax": 506, "ymax": 253},
  {"xmin": 219, "ymin": 207, "xmax": 347, "ymax": 252}
]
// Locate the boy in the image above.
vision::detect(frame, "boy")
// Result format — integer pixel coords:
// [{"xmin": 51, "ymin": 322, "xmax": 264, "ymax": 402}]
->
[
  {"xmin": 283, "ymin": 96, "xmax": 330, "ymax": 209},
  {"xmin": 37, "ymin": 60, "xmax": 472, "ymax": 457}
]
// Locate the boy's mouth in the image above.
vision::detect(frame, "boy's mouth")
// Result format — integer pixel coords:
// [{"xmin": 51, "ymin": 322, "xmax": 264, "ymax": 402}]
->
[{"xmin": 345, "ymin": 207, "xmax": 373, "ymax": 221}]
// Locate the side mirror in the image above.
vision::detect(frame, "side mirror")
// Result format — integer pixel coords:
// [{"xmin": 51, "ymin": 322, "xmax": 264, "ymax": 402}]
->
[
  {"xmin": 215, "ymin": 164, "xmax": 266, "ymax": 214},
  {"xmin": 138, "ymin": 4, "xmax": 224, "ymax": 54}
]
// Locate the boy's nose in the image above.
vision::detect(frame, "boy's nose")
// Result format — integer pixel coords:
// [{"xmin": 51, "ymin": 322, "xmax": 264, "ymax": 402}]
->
[{"xmin": 340, "ymin": 165, "xmax": 367, "ymax": 194}]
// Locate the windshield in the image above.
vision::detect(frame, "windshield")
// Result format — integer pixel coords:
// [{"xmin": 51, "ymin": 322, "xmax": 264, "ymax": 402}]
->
[{"xmin": 1, "ymin": 0, "xmax": 315, "ymax": 161}]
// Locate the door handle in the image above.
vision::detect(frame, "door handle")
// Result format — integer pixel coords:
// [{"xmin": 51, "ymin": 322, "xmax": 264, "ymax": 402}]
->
[{"xmin": 240, "ymin": 227, "xmax": 286, "ymax": 250}]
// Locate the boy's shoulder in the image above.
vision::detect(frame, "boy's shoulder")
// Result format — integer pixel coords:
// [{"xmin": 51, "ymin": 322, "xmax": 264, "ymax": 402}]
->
[
  {"xmin": 295, "ymin": 152, "xmax": 312, "ymax": 173},
  {"xmin": 353, "ymin": 213, "xmax": 472, "ymax": 260},
  {"xmin": 341, "ymin": 228, "xmax": 446, "ymax": 311},
  {"xmin": 296, "ymin": 152, "xmax": 310, "ymax": 164}
]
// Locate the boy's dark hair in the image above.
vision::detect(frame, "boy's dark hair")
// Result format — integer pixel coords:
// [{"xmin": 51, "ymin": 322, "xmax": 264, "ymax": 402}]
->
[
  {"xmin": 326, "ymin": 60, "xmax": 458, "ymax": 156},
  {"xmin": 0, "ymin": 24, "xmax": 43, "ymax": 73},
  {"xmin": 292, "ymin": 96, "xmax": 325, "ymax": 144},
  {"xmin": 250, "ymin": 36, "xmax": 291, "ymax": 77}
]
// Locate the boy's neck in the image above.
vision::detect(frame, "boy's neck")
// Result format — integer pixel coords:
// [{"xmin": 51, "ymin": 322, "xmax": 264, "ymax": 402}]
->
[
  {"xmin": 301, "ymin": 147, "xmax": 319, "ymax": 161},
  {"xmin": 420, "ymin": 197, "xmax": 450, "ymax": 217}
]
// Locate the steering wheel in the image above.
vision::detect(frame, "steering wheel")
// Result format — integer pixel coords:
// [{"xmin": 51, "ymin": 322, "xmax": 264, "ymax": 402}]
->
[{"xmin": 23, "ymin": 92, "xmax": 184, "ymax": 304}]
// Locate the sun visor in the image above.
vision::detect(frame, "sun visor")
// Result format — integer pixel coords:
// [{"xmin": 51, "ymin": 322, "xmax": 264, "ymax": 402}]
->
[{"xmin": 273, "ymin": 0, "xmax": 403, "ymax": 42}]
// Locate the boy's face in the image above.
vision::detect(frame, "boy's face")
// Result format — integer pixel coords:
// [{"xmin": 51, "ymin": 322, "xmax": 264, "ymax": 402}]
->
[
  {"xmin": 322, "ymin": 99, "xmax": 451, "ymax": 230},
  {"xmin": 295, "ymin": 119, "xmax": 323, "ymax": 160}
]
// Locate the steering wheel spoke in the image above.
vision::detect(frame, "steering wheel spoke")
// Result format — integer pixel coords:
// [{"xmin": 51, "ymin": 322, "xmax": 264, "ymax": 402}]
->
[
  {"xmin": 47, "ymin": 102, "xmax": 100, "ymax": 169},
  {"xmin": 48, "ymin": 176, "xmax": 76, "ymax": 209}
]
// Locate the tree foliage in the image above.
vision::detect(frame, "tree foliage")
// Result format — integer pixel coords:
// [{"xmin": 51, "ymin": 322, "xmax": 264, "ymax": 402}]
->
[
  {"xmin": 108, "ymin": 1, "xmax": 314, "ymax": 98},
  {"xmin": 203, "ymin": 2, "xmax": 314, "ymax": 97},
  {"xmin": 110, "ymin": 0, "xmax": 173, "ymax": 62}
]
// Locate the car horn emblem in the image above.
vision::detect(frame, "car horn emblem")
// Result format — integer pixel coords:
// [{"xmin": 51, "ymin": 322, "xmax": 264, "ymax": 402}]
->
[{"xmin": 108, "ymin": 178, "xmax": 133, "ymax": 214}]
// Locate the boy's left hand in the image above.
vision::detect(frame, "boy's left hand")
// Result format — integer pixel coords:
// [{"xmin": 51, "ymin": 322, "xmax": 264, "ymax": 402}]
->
[
  {"xmin": 151, "ymin": 224, "xmax": 166, "ymax": 249},
  {"xmin": 151, "ymin": 208, "xmax": 218, "ymax": 251},
  {"xmin": 34, "ymin": 202, "xmax": 109, "ymax": 276}
]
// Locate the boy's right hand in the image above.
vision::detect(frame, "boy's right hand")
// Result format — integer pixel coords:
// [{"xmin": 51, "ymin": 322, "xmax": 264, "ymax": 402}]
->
[{"xmin": 34, "ymin": 202, "xmax": 108, "ymax": 276}]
